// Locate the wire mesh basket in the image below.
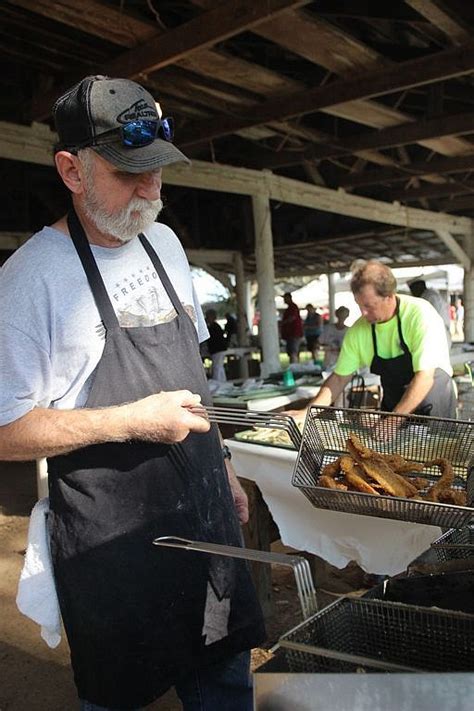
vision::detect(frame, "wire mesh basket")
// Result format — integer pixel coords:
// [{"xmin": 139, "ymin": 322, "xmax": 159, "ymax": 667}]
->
[
  {"xmin": 279, "ymin": 597, "xmax": 474, "ymax": 673},
  {"xmin": 292, "ymin": 405, "xmax": 474, "ymax": 527},
  {"xmin": 431, "ymin": 527, "xmax": 474, "ymax": 562}
]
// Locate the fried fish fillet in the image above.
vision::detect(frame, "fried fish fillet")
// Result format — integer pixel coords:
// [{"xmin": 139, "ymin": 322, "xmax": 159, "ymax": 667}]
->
[
  {"xmin": 340, "ymin": 456, "xmax": 380, "ymax": 495},
  {"xmin": 382, "ymin": 453, "xmax": 424, "ymax": 474},
  {"xmin": 321, "ymin": 457, "xmax": 342, "ymax": 479},
  {"xmin": 424, "ymin": 458, "xmax": 454, "ymax": 502},
  {"xmin": 319, "ymin": 475, "xmax": 348, "ymax": 491},
  {"xmin": 437, "ymin": 489, "xmax": 467, "ymax": 506},
  {"xmin": 347, "ymin": 433, "xmax": 419, "ymax": 497},
  {"xmin": 358, "ymin": 458, "xmax": 410, "ymax": 497}
]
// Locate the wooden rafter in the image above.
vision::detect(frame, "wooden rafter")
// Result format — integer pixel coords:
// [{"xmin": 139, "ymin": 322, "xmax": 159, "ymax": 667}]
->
[
  {"xmin": 406, "ymin": 0, "xmax": 472, "ymax": 45},
  {"xmin": 340, "ymin": 154, "xmax": 474, "ymax": 188},
  {"xmin": 259, "ymin": 110, "xmax": 474, "ymax": 168},
  {"xmin": 30, "ymin": 0, "xmax": 310, "ymax": 119},
  {"xmin": 385, "ymin": 181, "xmax": 474, "ymax": 203},
  {"xmin": 178, "ymin": 41, "xmax": 474, "ymax": 146}
]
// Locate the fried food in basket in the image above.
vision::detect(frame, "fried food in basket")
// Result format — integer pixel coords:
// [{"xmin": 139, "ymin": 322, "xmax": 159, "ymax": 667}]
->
[
  {"xmin": 321, "ymin": 457, "xmax": 342, "ymax": 479},
  {"xmin": 319, "ymin": 475, "xmax": 348, "ymax": 491},
  {"xmin": 424, "ymin": 458, "xmax": 454, "ymax": 502},
  {"xmin": 339, "ymin": 457, "xmax": 379, "ymax": 496},
  {"xmin": 318, "ymin": 434, "xmax": 466, "ymax": 506}
]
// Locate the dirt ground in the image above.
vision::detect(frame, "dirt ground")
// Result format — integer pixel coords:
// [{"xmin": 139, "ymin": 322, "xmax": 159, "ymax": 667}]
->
[{"xmin": 0, "ymin": 461, "xmax": 368, "ymax": 711}]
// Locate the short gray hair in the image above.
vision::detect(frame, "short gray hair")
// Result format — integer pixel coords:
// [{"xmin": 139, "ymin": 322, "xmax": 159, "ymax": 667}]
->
[{"xmin": 350, "ymin": 260, "xmax": 397, "ymax": 298}]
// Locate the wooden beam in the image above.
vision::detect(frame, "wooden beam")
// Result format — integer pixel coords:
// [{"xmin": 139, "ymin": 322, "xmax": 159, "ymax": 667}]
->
[
  {"xmin": 385, "ymin": 181, "xmax": 474, "ymax": 203},
  {"xmin": 340, "ymin": 154, "xmax": 474, "ymax": 188},
  {"xmin": 103, "ymin": 0, "xmax": 310, "ymax": 79},
  {"xmin": 1, "ymin": 121, "xmax": 471, "ymax": 237},
  {"xmin": 437, "ymin": 195, "xmax": 474, "ymax": 212},
  {"xmin": 0, "ymin": 232, "xmax": 31, "ymax": 250},
  {"xmin": 30, "ymin": 0, "xmax": 309, "ymax": 120},
  {"xmin": 406, "ymin": 0, "xmax": 471, "ymax": 45},
  {"xmin": 258, "ymin": 110, "xmax": 474, "ymax": 168},
  {"xmin": 435, "ymin": 229, "xmax": 471, "ymax": 269},
  {"xmin": 179, "ymin": 41, "xmax": 474, "ymax": 146},
  {"xmin": 5, "ymin": 0, "xmax": 157, "ymax": 47}
]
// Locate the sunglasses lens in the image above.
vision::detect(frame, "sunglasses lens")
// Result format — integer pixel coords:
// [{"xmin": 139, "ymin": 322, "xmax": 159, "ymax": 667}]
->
[
  {"xmin": 121, "ymin": 120, "xmax": 157, "ymax": 147},
  {"xmin": 159, "ymin": 117, "xmax": 174, "ymax": 142}
]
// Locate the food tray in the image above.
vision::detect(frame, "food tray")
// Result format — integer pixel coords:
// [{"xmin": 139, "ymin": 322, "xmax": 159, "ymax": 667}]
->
[
  {"xmin": 292, "ymin": 405, "xmax": 474, "ymax": 527},
  {"xmin": 431, "ymin": 526, "xmax": 474, "ymax": 562},
  {"xmin": 233, "ymin": 427, "xmax": 296, "ymax": 450},
  {"xmin": 279, "ymin": 597, "xmax": 474, "ymax": 673}
]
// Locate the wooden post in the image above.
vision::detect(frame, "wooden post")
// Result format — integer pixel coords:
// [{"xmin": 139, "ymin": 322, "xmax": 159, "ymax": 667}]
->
[
  {"xmin": 463, "ymin": 230, "xmax": 474, "ymax": 342},
  {"xmin": 252, "ymin": 186, "xmax": 280, "ymax": 376},
  {"xmin": 328, "ymin": 272, "xmax": 336, "ymax": 320},
  {"xmin": 234, "ymin": 251, "xmax": 249, "ymax": 347}
]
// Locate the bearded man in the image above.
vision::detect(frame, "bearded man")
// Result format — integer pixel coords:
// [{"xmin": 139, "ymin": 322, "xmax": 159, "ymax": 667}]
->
[{"xmin": 0, "ymin": 76, "xmax": 264, "ymax": 710}]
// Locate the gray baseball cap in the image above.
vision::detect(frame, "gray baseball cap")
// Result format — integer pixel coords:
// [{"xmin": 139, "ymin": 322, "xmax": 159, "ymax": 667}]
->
[{"xmin": 52, "ymin": 75, "xmax": 190, "ymax": 173}]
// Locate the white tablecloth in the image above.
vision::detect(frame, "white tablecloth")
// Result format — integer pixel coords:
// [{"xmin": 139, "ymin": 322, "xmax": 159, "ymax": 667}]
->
[{"xmin": 227, "ymin": 439, "xmax": 442, "ymax": 576}]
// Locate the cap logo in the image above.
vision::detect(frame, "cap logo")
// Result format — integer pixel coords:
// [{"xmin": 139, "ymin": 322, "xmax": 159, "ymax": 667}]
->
[{"xmin": 116, "ymin": 99, "xmax": 157, "ymax": 124}]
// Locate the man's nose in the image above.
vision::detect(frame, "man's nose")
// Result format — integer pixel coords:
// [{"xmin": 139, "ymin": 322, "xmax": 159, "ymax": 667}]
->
[{"xmin": 136, "ymin": 170, "xmax": 162, "ymax": 199}]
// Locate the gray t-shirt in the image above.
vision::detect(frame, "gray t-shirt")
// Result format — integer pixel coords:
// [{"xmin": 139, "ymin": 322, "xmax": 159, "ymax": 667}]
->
[
  {"xmin": 422, "ymin": 287, "xmax": 450, "ymax": 333},
  {"xmin": 0, "ymin": 222, "xmax": 208, "ymax": 425}
]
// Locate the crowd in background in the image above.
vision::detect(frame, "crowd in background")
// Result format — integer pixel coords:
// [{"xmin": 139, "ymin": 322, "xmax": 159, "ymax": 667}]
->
[{"xmin": 200, "ymin": 280, "xmax": 464, "ymax": 381}]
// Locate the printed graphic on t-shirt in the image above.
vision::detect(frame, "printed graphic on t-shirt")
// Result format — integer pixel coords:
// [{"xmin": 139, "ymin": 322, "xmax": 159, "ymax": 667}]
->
[{"xmin": 100, "ymin": 264, "xmax": 197, "ymax": 330}]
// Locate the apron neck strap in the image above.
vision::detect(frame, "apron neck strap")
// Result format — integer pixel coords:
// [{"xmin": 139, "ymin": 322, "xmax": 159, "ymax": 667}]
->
[
  {"xmin": 67, "ymin": 208, "xmax": 119, "ymax": 330},
  {"xmin": 138, "ymin": 234, "xmax": 186, "ymax": 316},
  {"xmin": 371, "ymin": 297, "xmax": 409, "ymax": 355}
]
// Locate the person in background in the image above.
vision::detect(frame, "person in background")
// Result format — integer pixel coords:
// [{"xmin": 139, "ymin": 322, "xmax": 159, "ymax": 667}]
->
[
  {"xmin": 319, "ymin": 305, "xmax": 350, "ymax": 371},
  {"xmin": 224, "ymin": 311, "xmax": 238, "ymax": 347},
  {"xmin": 303, "ymin": 303, "xmax": 323, "ymax": 360},
  {"xmin": 408, "ymin": 278, "xmax": 451, "ymax": 348},
  {"xmin": 306, "ymin": 260, "xmax": 456, "ymax": 420},
  {"xmin": 205, "ymin": 309, "xmax": 228, "ymax": 381},
  {"xmin": 280, "ymin": 292, "xmax": 304, "ymax": 364},
  {"xmin": 0, "ymin": 74, "xmax": 263, "ymax": 710},
  {"xmin": 455, "ymin": 297, "xmax": 464, "ymax": 339}
]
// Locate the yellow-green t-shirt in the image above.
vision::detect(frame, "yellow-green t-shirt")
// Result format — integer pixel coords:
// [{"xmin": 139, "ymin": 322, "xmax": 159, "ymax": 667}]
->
[{"xmin": 335, "ymin": 294, "xmax": 452, "ymax": 377}]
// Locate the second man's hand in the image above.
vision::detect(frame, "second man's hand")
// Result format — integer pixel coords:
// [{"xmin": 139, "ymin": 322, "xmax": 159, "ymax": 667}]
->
[{"xmin": 124, "ymin": 390, "xmax": 210, "ymax": 444}]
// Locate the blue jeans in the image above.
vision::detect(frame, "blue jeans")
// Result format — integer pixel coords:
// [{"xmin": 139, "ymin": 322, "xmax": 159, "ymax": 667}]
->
[{"xmin": 80, "ymin": 650, "xmax": 252, "ymax": 711}]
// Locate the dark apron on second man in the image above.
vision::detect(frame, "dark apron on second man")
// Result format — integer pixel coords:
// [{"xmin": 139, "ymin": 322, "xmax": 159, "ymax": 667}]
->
[
  {"xmin": 370, "ymin": 299, "xmax": 456, "ymax": 418},
  {"xmin": 47, "ymin": 210, "xmax": 265, "ymax": 709}
]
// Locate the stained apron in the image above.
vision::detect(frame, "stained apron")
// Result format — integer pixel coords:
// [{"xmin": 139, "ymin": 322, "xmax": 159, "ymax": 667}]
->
[
  {"xmin": 370, "ymin": 299, "xmax": 456, "ymax": 417},
  {"xmin": 47, "ymin": 210, "xmax": 265, "ymax": 709}
]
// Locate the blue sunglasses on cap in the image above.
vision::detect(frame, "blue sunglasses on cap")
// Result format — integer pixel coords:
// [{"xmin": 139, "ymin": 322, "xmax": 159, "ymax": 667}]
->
[{"xmin": 72, "ymin": 117, "xmax": 174, "ymax": 151}]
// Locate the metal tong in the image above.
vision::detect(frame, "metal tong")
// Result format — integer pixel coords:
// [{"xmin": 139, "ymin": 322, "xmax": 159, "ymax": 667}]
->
[
  {"xmin": 152, "ymin": 537, "xmax": 425, "ymax": 671},
  {"xmin": 189, "ymin": 405, "xmax": 302, "ymax": 450},
  {"xmin": 153, "ymin": 536, "xmax": 317, "ymax": 619}
]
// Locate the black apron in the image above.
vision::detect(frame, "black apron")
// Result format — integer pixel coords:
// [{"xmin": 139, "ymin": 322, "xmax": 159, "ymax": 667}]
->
[
  {"xmin": 47, "ymin": 210, "xmax": 264, "ymax": 710},
  {"xmin": 370, "ymin": 299, "xmax": 456, "ymax": 417}
]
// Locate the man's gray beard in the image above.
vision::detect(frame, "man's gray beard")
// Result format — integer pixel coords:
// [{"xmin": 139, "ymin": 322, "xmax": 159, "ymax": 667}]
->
[{"xmin": 82, "ymin": 193, "xmax": 163, "ymax": 243}]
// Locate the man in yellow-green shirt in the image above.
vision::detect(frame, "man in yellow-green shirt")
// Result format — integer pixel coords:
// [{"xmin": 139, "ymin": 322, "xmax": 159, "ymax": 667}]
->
[{"xmin": 310, "ymin": 261, "xmax": 455, "ymax": 418}]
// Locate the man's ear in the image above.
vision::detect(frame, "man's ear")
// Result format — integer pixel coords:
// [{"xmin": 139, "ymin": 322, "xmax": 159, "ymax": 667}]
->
[{"xmin": 54, "ymin": 151, "xmax": 86, "ymax": 194}]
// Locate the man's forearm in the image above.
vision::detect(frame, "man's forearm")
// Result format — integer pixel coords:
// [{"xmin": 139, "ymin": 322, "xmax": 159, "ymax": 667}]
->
[
  {"xmin": 310, "ymin": 372, "xmax": 352, "ymax": 407},
  {"xmin": 0, "ymin": 406, "xmax": 129, "ymax": 460},
  {"xmin": 392, "ymin": 370, "xmax": 435, "ymax": 415},
  {"xmin": 0, "ymin": 390, "xmax": 211, "ymax": 461}
]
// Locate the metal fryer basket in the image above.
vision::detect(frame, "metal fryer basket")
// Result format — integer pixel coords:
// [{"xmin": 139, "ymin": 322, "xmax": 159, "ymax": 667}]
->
[
  {"xmin": 279, "ymin": 596, "xmax": 474, "ymax": 673},
  {"xmin": 431, "ymin": 526, "xmax": 474, "ymax": 562},
  {"xmin": 292, "ymin": 405, "xmax": 474, "ymax": 527}
]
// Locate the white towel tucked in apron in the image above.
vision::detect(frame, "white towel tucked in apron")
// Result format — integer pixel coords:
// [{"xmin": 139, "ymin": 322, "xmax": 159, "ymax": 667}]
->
[{"xmin": 16, "ymin": 497, "xmax": 62, "ymax": 648}]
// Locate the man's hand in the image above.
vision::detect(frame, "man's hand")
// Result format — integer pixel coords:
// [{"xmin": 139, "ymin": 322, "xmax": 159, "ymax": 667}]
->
[
  {"xmin": 284, "ymin": 408, "xmax": 306, "ymax": 425},
  {"xmin": 372, "ymin": 414, "xmax": 404, "ymax": 442},
  {"xmin": 225, "ymin": 460, "xmax": 249, "ymax": 525},
  {"xmin": 124, "ymin": 390, "xmax": 211, "ymax": 444}
]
